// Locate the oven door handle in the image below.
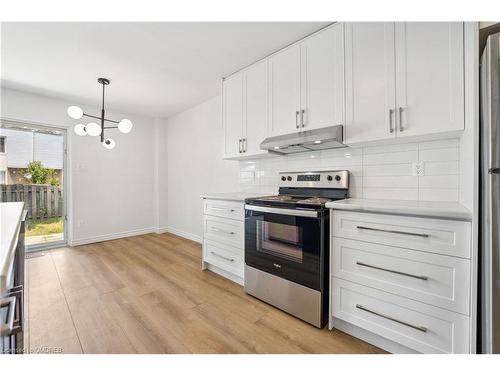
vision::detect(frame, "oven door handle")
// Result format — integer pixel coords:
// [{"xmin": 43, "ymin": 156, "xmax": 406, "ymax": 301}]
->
[{"xmin": 244, "ymin": 204, "xmax": 318, "ymax": 218}]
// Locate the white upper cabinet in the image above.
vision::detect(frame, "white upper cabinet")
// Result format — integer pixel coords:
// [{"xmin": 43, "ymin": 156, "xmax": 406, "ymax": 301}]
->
[
  {"xmin": 270, "ymin": 23, "xmax": 345, "ymax": 136},
  {"xmin": 345, "ymin": 22, "xmax": 465, "ymax": 145},
  {"xmin": 269, "ymin": 44, "xmax": 302, "ymax": 137},
  {"xmin": 224, "ymin": 22, "xmax": 466, "ymax": 156},
  {"xmin": 223, "ymin": 60, "xmax": 269, "ymax": 159},
  {"xmin": 394, "ymin": 22, "xmax": 464, "ymax": 137},
  {"xmin": 345, "ymin": 22, "xmax": 396, "ymax": 144},
  {"xmin": 223, "ymin": 73, "xmax": 244, "ymax": 157},
  {"xmin": 301, "ymin": 23, "xmax": 345, "ymax": 131},
  {"xmin": 244, "ymin": 60, "xmax": 269, "ymax": 156}
]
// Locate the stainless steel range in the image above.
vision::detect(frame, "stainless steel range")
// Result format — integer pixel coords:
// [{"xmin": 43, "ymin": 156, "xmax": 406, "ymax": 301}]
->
[{"xmin": 244, "ymin": 170, "xmax": 349, "ymax": 328}]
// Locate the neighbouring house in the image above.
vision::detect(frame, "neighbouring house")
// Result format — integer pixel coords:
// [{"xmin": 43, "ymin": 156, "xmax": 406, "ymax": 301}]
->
[{"xmin": 0, "ymin": 127, "xmax": 63, "ymax": 185}]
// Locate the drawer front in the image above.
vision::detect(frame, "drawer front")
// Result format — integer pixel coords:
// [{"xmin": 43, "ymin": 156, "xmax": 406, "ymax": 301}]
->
[
  {"xmin": 332, "ymin": 279, "xmax": 470, "ymax": 353},
  {"xmin": 203, "ymin": 239, "xmax": 244, "ymax": 278},
  {"xmin": 332, "ymin": 211, "xmax": 471, "ymax": 258},
  {"xmin": 204, "ymin": 215, "xmax": 244, "ymax": 249},
  {"xmin": 203, "ymin": 199, "xmax": 244, "ymax": 221},
  {"xmin": 332, "ymin": 238, "xmax": 470, "ymax": 314}
]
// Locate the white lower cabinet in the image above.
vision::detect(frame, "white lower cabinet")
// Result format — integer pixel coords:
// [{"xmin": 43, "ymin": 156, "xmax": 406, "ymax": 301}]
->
[
  {"xmin": 329, "ymin": 210, "xmax": 473, "ymax": 353},
  {"xmin": 202, "ymin": 199, "xmax": 245, "ymax": 284},
  {"xmin": 332, "ymin": 279, "xmax": 470, "ymax": 354}
]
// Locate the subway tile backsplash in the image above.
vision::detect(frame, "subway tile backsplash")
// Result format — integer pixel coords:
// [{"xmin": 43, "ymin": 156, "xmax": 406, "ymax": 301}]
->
[{"xmin": 237, "ymin": 138, "xmax": 460, "ymax": 202}]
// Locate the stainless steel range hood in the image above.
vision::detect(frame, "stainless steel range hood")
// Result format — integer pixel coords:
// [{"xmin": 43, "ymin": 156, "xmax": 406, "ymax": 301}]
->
[{"xmin": 260, "ymin": 125, "xmax": 345, "ymax": 155}]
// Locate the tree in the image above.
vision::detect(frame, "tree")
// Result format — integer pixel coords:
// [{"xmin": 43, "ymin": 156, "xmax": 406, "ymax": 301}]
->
[
  {"xmin": 48, "ymin": 169, "xmax": 60, "ymax": 187},
  {"xmin": 24, "ymin": 160, "xmax": 49, "ymax": 184}
]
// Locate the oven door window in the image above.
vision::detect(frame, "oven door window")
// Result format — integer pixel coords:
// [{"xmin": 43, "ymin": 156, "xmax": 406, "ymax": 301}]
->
[
  {"xmin": 256, "ymin": 221, "xmax": 303, "ymax": 263},
  {"xmin": 245, "ymin": 209, "xmax": 324, "ymax": 290}
]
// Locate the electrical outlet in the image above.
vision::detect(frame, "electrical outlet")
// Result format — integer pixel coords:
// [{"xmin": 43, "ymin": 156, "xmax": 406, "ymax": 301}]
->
[{"xmin": 412, "ymin": 162, "xmax": 425, "ymax": 177}]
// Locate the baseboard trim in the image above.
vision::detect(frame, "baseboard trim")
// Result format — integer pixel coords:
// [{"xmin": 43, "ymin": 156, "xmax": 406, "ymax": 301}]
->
[
  {"xmin": 158, "ymin": 226, "xmax": 202, "ymax": 243},
  {"xmin": 70, "ymin": 227, "xmax": 155, "ymax": 247},
  {"xmin": 206, "ymin": 263, "xmax": 244, "ymax": 286}
]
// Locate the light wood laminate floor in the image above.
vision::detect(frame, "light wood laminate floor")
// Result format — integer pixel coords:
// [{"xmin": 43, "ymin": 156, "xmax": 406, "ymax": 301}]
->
[{"xmin": 26, "ymin": 233, "xmax": 384, "ymax": 354}]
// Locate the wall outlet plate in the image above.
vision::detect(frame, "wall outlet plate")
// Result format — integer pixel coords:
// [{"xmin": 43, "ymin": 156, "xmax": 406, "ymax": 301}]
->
[{"xmin": 412, "ymin": 162, "xmax": 425, "ymax": 177}]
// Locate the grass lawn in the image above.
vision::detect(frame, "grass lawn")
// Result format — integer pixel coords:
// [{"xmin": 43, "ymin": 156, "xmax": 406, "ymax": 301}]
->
[{"xmin": 26, "ymin": 217, "xmax": 64, "ymax": 237}]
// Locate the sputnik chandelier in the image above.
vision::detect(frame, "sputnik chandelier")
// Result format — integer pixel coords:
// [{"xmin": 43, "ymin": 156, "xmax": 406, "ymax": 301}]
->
[{"xmin": 67, "ymin": 78, "xmax": 132, "ymax": 149}]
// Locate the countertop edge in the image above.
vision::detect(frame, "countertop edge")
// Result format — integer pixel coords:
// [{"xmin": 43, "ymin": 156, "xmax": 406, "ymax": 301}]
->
[
  {"xmin": 0, "ymin": 202, "xmax": 25, "ymax": 295},
  {"xmin": 325, "ymin": 200, "xmax": 472, "ymax": 221},
  {"xmin": 200, "ymin": 192, "xmax": 271, "ymax": 202}
]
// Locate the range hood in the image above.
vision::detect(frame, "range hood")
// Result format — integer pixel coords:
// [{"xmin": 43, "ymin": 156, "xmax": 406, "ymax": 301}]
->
[{"xmin": 260, "ymin": 125, "xmax": 345, "ymax": 155}]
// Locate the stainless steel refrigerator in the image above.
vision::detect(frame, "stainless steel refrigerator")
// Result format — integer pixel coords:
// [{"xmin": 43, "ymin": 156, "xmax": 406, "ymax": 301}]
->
[{"xmin": 480, "ymin": 31, "xmax": 500, "ymax": 354}]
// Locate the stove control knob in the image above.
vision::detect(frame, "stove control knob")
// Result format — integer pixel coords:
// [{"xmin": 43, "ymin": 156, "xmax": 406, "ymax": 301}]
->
[
  {"xmin": 335, "ymin": 175, "xmax": 341, "ymax": 181},
  {"xmin": 287, "ymin": 176, "xmax": 292, "ymax": 181},
  {"xmin": 281, "ymin": 176, "xmax": 286, "ymax": 181},
  {"xmin": 327, "ymin": 175, "xmax": 333, "ymax": 181}
]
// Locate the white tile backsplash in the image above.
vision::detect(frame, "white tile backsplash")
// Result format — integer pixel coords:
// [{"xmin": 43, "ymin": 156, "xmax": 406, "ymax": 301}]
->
[{"xmin": 238, "ymin": 138, "xmax": 460, "ymax": 202}]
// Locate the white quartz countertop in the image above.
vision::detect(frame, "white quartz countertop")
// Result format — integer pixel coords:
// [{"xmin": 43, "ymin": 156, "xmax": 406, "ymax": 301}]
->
[
  {"xmin": 1, "ymin": 202, "xmax": 25, "ymax": 295},
  {"xmin": 325, "ymin": 198, "xmax": 472, "ymax": 221},
  {"xmin": 201, "ymin": 192, "xmax": 273, "ymax": 202}
]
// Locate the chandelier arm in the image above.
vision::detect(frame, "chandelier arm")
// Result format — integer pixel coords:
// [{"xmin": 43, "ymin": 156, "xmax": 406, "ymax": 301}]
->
[
  {"xmin": 103, "ymin": 126, "xmax": 119, "ymax": 129},
  {"xmin": 82, "ymin": 113, "xmax": 119, "ymax": 124}
]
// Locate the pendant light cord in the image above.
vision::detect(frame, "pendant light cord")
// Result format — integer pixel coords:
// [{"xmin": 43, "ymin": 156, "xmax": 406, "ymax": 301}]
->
[{"xmin": 102, "ymin": 83, "xmax": 105, "ymax": 111}]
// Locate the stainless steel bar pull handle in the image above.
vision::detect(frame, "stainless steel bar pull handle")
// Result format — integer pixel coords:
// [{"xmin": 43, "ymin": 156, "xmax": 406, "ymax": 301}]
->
[
  {"xmin": 211, "ymin": 207, "xmax": 235, "ymax": 212},
  {"xmin": 242, "ymin": 138, "xmax": 247, "ymax": 153},
  {"xmin": 398, "ymin": 107, "xmax": 404, "ymax": 132},
  {"xmin": 210, "ymin": 251, "xmax": 235, "ymax": 262},
  {"xmin": 356, "ymin": 304, "xmax": 427, "ymax": 333},
  {"xmin": 356, "ymin": 225, "xmax": 429, "ymax": 238},
  {"xmin": 212, "ymin": 228, "xmax": 235, "ymax": 235},
  {"xmin": 389, "ymin": 108, "xmax": 395, "ymax": 133},
  {"xmin": 356, "ymin": 261, "xmax": 428, "ymax": 280},
  {"xmin": 238, "ymin": 139, "xmax": 242, "ymax": 153},
  {"xmin": 296, "ymin": 111, "xmax": 300, "ymax": 129},
  {"xmin": 301, "ymin": 109, "xmax": 305, "ymax": 128}
]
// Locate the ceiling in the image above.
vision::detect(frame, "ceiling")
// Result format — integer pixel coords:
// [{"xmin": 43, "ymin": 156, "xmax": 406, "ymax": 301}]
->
[{"xmin": 1, "ymin": 22, "xmax": 329, "ymax": 118}]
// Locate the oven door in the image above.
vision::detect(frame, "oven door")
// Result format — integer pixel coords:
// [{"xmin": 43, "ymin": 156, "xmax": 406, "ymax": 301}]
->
[{"xmin": 245, "ymin": 204, "xmax": 325, "ymax": 290}]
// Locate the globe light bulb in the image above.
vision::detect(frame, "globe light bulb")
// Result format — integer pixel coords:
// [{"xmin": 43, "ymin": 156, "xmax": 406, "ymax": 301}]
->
[
  {"xmin": 74, "ymin": 124, "xmax": 87, "ymax": 136},
  {"xmin": 118, "ymin": 118, "xmax": 133, "ymax": 134},
  {"xmin": 67, "ymin": 106, "xmax": 83, "ymax": 120},
  {"xmin": 103, "ymin": 138, "xmax": 116, "ymax": 149},
  {"xmin": 86, "ymin": 122, "xmax": 102, "ymax": 137}
]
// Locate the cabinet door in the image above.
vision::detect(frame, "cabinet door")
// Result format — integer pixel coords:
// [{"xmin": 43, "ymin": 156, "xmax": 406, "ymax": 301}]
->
[
  {"xmin": 395, "ymin": 22, "xmax": 464, "ymax": 137},
  {"xmin": 223, "ymin": 73, "xmax": 243, "ymax": 157},
  {"xmin": 269, "ymin": 44, "xmax": 301, "ymax": 137},
  {"xmin": 244, "ymin": 60, "xmax": 268, "ymax": 155},
  {"xmin": 301, "ymin": 23, "xmax": 344, "ymax": 131},
  {"xmin": 345, "ymin": 22, "xmax": 396, "ymax": 144}
]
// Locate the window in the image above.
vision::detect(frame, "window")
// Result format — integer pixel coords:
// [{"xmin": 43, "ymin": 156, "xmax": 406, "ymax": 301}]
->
[
  {"xmin": 0, "ymin": 171, "xmax": 5, "ymax": 184},
  {"xmin": 0, "ymin": 136, "xmax": 5, "ymax": 153}
]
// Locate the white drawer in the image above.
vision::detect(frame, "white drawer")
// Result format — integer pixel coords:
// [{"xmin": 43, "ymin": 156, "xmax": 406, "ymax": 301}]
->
[
  {"xmin": 332, "ymin": 279, "xmax": 470, "ymax": 353},
  {"xmin": 203, "ymin": 239, "xmax": 244, "ymax": 278},
  {"xmin": 203, "ymin": 199, "xmax": 244, "ymax": 221},
  {"xmin": 204, "ymin": 215, "xmax": 244, "ymax": 249},
  {"xmin": 331, "ymin": 211, "xmax": 471, "ymax": 258},
  {"xmin": 332, "ymin": 238, "xmax": 470, "ymax": 315}
]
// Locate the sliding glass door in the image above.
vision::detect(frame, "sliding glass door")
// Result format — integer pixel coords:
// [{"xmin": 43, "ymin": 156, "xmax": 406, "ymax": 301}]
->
[{"xmin": 0, "ymin": 120, "xmax": 67, "ymax": 250}]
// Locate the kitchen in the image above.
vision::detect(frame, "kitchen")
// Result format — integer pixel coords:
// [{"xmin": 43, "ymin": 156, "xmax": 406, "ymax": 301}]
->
[{"xmin": 1, "ymin": 1, "xmax": 499, "ymax": 371}]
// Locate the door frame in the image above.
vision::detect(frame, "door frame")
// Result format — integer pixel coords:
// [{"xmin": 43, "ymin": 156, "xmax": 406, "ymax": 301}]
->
[{"xmin": 0, "ymin": 117, "xmax": 70, "ymax": 252}]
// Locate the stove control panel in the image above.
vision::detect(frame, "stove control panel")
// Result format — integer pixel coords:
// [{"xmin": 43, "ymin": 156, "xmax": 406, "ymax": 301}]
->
[{"xmin": 278, "ymin": 170, "xmax": 349, "ymax": 189}]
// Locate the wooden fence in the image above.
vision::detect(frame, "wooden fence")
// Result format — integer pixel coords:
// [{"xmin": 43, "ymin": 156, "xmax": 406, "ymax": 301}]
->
[{"xmin": 0, "ymin": 184, "xmax": 63, "ymax": 220}]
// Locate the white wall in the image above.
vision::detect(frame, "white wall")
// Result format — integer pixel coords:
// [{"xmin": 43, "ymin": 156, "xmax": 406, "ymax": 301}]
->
[
  {"xmin": 162, "ymin": 96, "xmax": 239, "ymax": 242},
  {"xmin": 1, "ymin": 87, "xmax": 156, "ymax": 245}
]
